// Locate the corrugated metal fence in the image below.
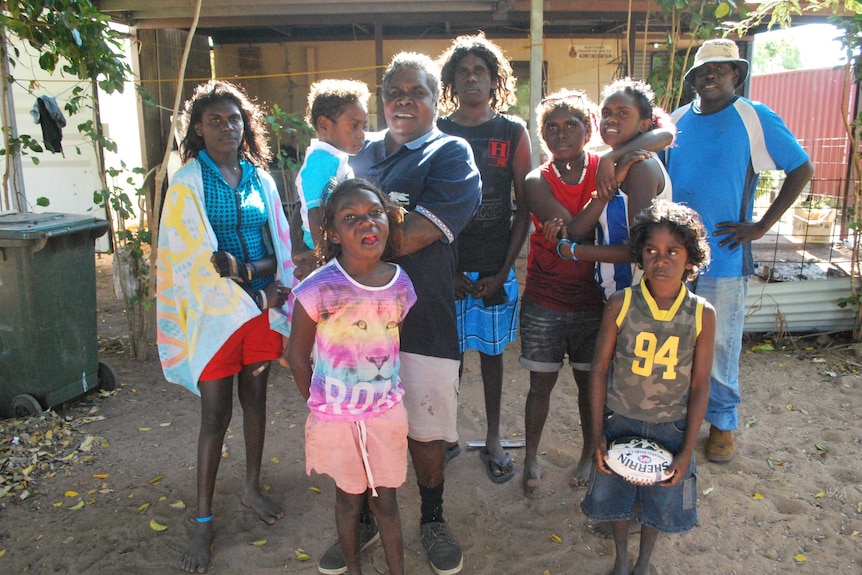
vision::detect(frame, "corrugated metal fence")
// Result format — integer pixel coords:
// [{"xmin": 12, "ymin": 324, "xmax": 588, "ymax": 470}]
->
[{"xmin": 750, "ymin": 67, "xmax": 856, "ymax": 202}]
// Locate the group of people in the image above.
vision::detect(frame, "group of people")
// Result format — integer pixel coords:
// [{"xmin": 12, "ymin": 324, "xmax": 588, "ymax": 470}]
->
[{"xmin": 155, "ymin": 34, "xmax": 812, "ymax": 575}]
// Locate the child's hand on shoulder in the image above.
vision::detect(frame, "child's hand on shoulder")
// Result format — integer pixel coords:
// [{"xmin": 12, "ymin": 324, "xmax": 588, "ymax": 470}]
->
[{"xmin": 613, "ymin": 149, "xmax": 651, "ymax": 188}]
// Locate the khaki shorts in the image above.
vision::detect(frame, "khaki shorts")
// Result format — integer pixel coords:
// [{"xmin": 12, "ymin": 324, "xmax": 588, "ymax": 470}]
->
[{"xmin": 400, "ymin": 352, "xmax": 460, "ymax": 443}]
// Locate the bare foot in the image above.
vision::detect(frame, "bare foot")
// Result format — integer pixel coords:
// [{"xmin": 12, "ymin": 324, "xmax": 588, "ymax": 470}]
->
[
  {"xmin": 632, "ymin": 561, "xmax": 658, "ymax": 575},
  {"xmin": 180, "ymin": 521, "xmax": 214, "ymax": 574},
  {"xmin": 568, "ymin": 457, "xmax": 592, "ymax": 487},
  {"xmin": 523, "ymin": 462, "xmax": 542, "ymax": 497},
  {"xmin": 611, "ymin": 554, "xmax": 633, "ymax": 575},
  {"xmin": 241, "ymin": 489, "xmax": 284, "ymax": 525}
]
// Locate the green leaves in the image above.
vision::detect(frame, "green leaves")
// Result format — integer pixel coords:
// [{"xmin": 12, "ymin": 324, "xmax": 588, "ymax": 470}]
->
[{"xmin": 1, "ymin": 0, "xmax": 131, "ymax": 94}]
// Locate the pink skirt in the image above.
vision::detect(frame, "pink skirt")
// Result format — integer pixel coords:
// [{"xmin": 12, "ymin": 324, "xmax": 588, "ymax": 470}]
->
[{"xmin": 305, "ymin": 403, "xmax": 408, "ymax": 495}]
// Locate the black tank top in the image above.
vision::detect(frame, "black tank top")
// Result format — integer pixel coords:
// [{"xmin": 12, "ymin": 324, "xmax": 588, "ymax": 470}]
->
[{"xmin": 437, "ymin": 114, "xmax": 523, "ymax": 273}]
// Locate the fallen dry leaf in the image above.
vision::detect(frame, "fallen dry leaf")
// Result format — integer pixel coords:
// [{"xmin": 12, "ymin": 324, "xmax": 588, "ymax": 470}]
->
[
  {"xmin": 249, "ymin": 539, "xmax": 268, "ymax": 546},
  {"xmin": 0, "ymin": 411, "xmax": 105, "ymax": 499},
  {"xmin": 68, "ymin": 500, "xmax": 84, "ymax": 510},
  {"xmin": 149, "ymin": 519, "xmax": 168, "ymax": 532},
  {"xmin": 294, "ymin": 549, "xmax": 311, "ymax": 561}
]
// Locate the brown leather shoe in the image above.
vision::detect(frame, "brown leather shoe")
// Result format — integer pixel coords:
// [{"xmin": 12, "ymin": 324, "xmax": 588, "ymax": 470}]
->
[{"xmin": 705, "ymin": 425, "xmax": 734, "ymax": 463}]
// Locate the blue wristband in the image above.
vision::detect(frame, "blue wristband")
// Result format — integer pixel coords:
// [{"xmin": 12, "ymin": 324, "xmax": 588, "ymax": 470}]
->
[
  {"xmin": 556, "ymin": 238, "xmax": 578, "ymax": 261},
  {"xmin": 196, "ymin": 515, "xmax": 213, "ymax": 523},
  {"xmin": 556, "ymin": 238, "xmax": 571, "ymax": 260}
]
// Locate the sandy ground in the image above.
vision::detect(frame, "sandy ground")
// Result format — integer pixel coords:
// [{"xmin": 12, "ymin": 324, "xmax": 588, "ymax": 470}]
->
[{"xmin": 1, "ymin": 253, "xmax": 861, "ymax": 575}]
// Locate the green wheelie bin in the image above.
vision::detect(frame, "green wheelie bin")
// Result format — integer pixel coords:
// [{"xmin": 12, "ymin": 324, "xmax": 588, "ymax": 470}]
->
[{"xmin": 0, "ymin": 211, "xmax": 117, "ymax": 418}]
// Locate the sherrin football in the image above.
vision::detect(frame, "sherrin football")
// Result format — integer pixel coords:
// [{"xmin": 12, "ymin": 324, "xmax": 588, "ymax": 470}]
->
[{"xmin": 605, "ymin": 436, "xmax": 674, "ymax": 485}]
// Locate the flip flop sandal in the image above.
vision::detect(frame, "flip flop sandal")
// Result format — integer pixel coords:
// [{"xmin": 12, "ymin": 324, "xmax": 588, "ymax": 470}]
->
[{"xmin": 479, "ymin": 448, "xmax": 515, "ymax": 484}]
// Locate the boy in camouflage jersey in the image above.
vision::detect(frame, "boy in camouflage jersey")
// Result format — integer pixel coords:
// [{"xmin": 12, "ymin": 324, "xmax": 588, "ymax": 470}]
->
[{"xmin": 581, "ymin": 200, "xmax": 715, "ymax": 575}]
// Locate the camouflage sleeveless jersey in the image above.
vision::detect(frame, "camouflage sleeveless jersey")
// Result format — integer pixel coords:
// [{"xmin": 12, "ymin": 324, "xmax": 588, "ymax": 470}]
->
[{"xmin": 606, "ymin": 280, "xmax": 706, "ymax": 423}]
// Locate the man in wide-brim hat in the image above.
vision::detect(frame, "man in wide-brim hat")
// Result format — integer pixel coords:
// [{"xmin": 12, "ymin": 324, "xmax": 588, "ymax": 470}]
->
[
  {"xmin": 683, "ymin": 37, "xmax": 750, "ymax": 88},
  {"xmin": 663, "ymin": 38, "xmax": 813, "ymax": 464}
]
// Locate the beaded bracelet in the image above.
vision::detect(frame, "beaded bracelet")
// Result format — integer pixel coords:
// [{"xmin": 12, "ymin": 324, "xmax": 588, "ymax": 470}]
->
[{"xmin": 556, "ymin": 238, "xmax": 579, "ymax": 261}]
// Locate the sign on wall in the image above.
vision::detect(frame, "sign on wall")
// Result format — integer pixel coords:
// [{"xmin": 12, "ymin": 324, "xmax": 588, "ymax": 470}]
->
[{"xmin": 569, "ymin": 45, "xmax": 614, "ymax": 59}]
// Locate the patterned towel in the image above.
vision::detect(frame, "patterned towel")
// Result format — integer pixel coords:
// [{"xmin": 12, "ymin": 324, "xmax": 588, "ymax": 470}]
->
[{"xmin": 156, "ymin": 159, "xmax": 294, "ymax": 394}]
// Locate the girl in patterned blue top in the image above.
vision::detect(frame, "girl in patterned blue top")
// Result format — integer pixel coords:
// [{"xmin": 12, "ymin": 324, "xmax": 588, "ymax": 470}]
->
[{"xmin": 158, "ymin": 81, "xmax": 293, "ymax": 575}]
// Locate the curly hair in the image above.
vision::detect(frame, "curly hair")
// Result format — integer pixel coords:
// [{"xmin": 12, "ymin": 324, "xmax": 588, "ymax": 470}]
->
[
  {"xmin": 535, "ymin": 88, "xmax": 597, "ymax": 155},
  {"xmin": 628, "ymin": 199, "xmax": 710, "ymax": 281},
  {"xmin": 180, "ymin": 80, "xmax": 271, "ymax": 168},
  {"xmin": 382, "ymin": 52, "xmax": 441, "ymax": 103},
  {"xmin": 437, "ymin": 32, "xmax": 517, "ymax": 115},
  {"xmin": 305, "ymin": 79, "xmax": 371, "ymax": 130},
  {"xmin": 601, "ymin": 77, "xmax": 674, "ymax": 135},
  {"xmin": 317, "ymin": 178, "xmax": 404, "ymax": 263}
]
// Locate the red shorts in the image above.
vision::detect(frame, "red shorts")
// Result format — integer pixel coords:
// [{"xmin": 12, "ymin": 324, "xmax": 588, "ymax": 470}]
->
[{"xmin": 199, "ymin": 313, "xmax": 282, "ymax": 381}]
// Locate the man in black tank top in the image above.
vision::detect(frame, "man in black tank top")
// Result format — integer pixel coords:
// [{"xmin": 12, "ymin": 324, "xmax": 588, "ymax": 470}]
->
[{"xmin": 437, "ymin": 33, "xmax": 533, "ymax": 485}]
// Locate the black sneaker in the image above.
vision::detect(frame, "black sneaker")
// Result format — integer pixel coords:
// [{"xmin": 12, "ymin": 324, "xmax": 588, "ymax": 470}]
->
[
  {"xmin": 317, "ymin": 518, "xmax": 380, "ymax": 575},
  {"xmin": 420, "ymin": 521, "xmax": 463, "ymax": 575}
]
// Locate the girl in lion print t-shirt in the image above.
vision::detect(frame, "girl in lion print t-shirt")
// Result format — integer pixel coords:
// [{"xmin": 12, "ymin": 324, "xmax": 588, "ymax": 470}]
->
[{"xmin": 287, "ymin": 178, "xmax": 415, "ymax": 575}]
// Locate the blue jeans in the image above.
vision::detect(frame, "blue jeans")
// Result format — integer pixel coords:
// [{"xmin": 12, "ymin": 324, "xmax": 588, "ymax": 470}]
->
[
  {"xmin": 692, "ymin": 276, "xmax": 747, "ymax": 431},
  {"xmin": 580, "ymin": 410, "xmax": 698, "ymax": 534}
]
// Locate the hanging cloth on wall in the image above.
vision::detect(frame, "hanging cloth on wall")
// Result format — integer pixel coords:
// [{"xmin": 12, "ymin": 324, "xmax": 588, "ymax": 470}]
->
[{"xmin": 30, "ymin": 96, "xmax": 67, "ymax": 153}]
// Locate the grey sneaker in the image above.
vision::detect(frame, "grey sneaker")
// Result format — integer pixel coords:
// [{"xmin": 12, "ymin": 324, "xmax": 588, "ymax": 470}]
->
[
  {"xmin": 317, "ymin": 518, "xmax": 380, "ymax": 575},
  {"xmin": 420, "ymin": 521, "xmax": 463, "ymax": 575}
]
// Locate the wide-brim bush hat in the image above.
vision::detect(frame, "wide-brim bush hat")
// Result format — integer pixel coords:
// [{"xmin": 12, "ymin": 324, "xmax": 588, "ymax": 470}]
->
[{"xmin": 684, "ymin": 39, "xmax": 749, "ymax": 87}]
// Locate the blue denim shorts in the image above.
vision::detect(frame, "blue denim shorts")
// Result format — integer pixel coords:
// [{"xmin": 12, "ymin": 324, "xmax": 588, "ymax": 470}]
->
[
  {"xmin": 518, "ymin": 297, "xmax": 602, "ymax": 372},
  {"xmin": 581, "ymin": 410, "xmax": 699, "ymax": 534}
]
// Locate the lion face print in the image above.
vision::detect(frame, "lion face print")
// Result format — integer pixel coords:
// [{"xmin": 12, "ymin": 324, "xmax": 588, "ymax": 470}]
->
[
  {"xmin": 319, "ymin": 300, "xmax": 400, "ymax": 384},
  {"xmin": 311, "ymin": 283, "xmax": 408, "ymax": 416}
]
